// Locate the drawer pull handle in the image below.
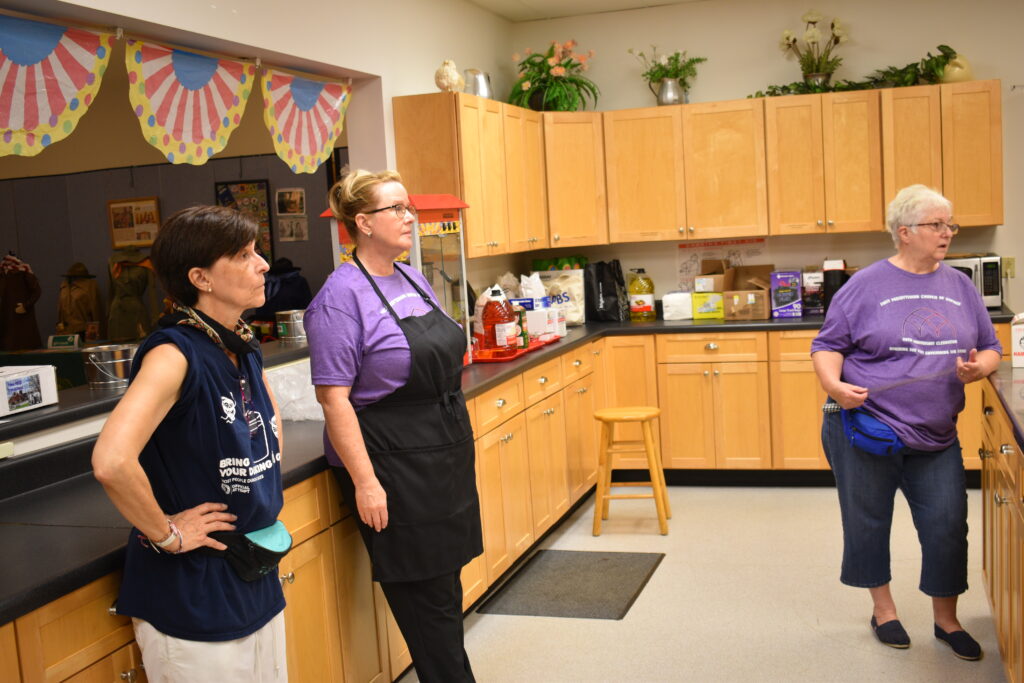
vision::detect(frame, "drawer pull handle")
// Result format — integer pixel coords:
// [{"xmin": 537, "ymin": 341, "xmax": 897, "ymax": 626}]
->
[
  {"xmin": 573, "ymin": 360, "xmax": 582, "ymax": 367},
  {"xmin": 108, "ymin": 605, "xmax": 118, "ymax": 617},
  {"xmin": 593, "ymin": 350, "xmax": 601, "ymax": 356},
  {"xmin": 994, "ymin": 493, "xmax": 1008, "ymax": 506},
  {"xmin": 121, "ymin": 671, "xmax": 137, "ymax": 682},
  {"xmin": 539, "ymin": 376, "xmax": 548, "ymax": 384},
  {"xmin": 496, "ymin": 398, "xmax": 506, "ymax": 408},
  {"xmin": 983, "ymin": 406, "xmax": 994, "ymax": 416},
  {"xmin": 1000, "ymin": 444, "xmax": 1015, "ymax": 455},
  {"xmin": 553, "ymin": 233, "xmax": 560, "ymax": 242},
  {"xmin": 280, "ymin": 572, "xmax": 295, "ymax": 585},
  {"xmin": 705, "ymin": 343, "xmax": 718, "ymax": 351},
  {"xmin": 978, "ymin": 448, "xmax": 993, "ymax": 460}
]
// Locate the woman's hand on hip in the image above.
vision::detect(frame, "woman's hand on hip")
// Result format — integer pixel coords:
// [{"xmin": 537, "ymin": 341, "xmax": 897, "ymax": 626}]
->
[
  {"xmin": 356, "ymin": 480, "xmax": 389, "ymax": 532},
  {"xmin": 831, "ymin": 381, "xmax": 869, "ymax": 410},
  {"xmin": 169, "ymin": 502, "xmax": 237, "ymax": 552}
]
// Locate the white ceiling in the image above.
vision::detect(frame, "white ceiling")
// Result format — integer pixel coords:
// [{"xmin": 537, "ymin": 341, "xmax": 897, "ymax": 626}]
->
[{"xmin": 466, "ymin": 0, "xmax": 705, "ymax": 22}]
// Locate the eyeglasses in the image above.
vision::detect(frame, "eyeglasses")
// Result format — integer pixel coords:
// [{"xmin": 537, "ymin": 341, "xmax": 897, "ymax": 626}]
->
[
  {"xmin": 916, "ymin": 221, "xmax": 960, "ymax": 235},
  {"xmin": 364, "ymin": 203, "xmax": 417, "ymax": 219}
]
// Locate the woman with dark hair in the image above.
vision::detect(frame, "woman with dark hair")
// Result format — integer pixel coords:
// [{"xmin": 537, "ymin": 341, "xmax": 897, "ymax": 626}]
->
[{"xmin": 93, "ymin": 205, "xmax": 288, "ymax": 681}]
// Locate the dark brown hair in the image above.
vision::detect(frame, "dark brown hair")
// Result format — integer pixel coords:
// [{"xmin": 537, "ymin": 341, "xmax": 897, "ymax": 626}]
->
[{"xmin": 152, "ymin": 205, "xmax": 259, "ymax": 306}]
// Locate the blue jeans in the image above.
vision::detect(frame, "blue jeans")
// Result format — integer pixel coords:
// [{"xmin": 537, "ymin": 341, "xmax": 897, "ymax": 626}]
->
[{"xmin": 821, "ymin": 407, "xmax": 968, "ymax": 597}]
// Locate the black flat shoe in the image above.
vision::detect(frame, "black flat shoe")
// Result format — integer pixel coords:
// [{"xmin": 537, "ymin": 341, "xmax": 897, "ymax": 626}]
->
[
  {"xmin": 871, "ymin": 616, "xmax": 910, "ymax": 648},
  {"xmin": 934, "ymin": 625, "xmax": 983, "ymax": 660}
]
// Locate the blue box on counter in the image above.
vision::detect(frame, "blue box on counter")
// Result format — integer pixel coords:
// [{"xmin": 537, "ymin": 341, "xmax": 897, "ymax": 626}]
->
[
  {"xmin": 771, "ymin": 270, "xmax": 803, "ymax": 318},
  {"xmin": 508, "ymin": 297, "xmax": 549, "ymax": 310}
]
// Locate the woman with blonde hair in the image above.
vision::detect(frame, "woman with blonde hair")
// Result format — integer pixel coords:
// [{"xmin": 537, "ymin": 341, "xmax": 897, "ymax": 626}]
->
[
  {"xmin": 812, "ymin": 184, "xmax": 1000, "ymax": 660},
  {"xmin": 306, "ymin": 170, "xmax": 481, "ymax": 682}
]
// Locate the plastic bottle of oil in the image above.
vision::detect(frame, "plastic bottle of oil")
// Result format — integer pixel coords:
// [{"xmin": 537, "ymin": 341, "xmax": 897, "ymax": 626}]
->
[
  {"xmin": 628, "ymin": 268, "xmax": 656, "ymax": 322},
  {"xmin": 481, "ymin": 287, "xmax": 517, "ymax": 357}
]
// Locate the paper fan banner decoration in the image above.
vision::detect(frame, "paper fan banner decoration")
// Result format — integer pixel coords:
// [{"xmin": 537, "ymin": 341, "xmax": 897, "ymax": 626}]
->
[
  {"xmin": 126, "ymin": 39, "xmax": 254, "ymax": 165},
  {"xmin": 0, "ymin": 15, "xmax": 113, "ymax": 157},
  {"xmin": 262, "ymin": 69, "xmax": 350, "ymax": 174}
]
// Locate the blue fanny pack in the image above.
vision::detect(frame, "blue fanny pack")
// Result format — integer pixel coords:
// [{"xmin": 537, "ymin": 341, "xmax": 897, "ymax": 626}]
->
[{"xmin": 840, "ymin": 408, "xmax": 906, "ymax": 456}]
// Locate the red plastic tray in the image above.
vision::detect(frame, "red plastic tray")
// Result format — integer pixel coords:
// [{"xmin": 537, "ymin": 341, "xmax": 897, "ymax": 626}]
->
[{"xmin": 472, "ymin": 336, "xmax": 560, "ymax": 363}]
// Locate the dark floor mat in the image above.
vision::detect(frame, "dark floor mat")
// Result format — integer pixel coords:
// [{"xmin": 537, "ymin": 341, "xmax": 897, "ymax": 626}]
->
[{"xmin": 476, "ymin": 549, "xmax": 664, "ymax": 620}]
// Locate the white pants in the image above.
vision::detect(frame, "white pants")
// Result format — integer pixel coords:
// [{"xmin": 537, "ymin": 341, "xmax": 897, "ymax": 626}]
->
[{"xmin": 133, "ymin": 612, "xmax": 287, "ymax": 683}]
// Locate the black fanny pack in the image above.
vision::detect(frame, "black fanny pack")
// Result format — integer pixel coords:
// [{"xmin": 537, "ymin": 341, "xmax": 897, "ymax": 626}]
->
[{"xmin": 200, "ymin": 520, "xmax": 293, "ymax": 582}]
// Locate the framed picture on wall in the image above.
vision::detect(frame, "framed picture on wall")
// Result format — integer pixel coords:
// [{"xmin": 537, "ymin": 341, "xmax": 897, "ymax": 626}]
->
[
  {"xmin": 214, "ymin": 179, "xmax": 274, "ymax": 261},
  {"xmin": 107, "ymin": 197, "xmax": 160, "ymax": 248},
  {"xmin": 275, "ymin": 188, "xmax": 306, "ymax": 216}
]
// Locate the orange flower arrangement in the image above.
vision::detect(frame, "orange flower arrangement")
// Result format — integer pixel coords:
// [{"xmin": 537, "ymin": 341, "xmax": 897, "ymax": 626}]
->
[{"xmin": 509, "ymin": 40, "xmax": 599, "ymax": 111}]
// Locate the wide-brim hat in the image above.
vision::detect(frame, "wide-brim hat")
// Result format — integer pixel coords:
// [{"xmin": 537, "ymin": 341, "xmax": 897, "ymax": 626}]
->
[{"xmin": 64, "ymin": 262, "xmax": 95, "ymax": 278}]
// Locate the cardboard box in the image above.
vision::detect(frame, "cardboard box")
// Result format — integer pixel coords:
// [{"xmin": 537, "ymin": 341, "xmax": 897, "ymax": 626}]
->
[
  {"xmin": 693, "ymin": 292, "xmax": 724, "ymax": 319},
  {"xmin": 694, "ymin": 260, "xmax": 730, "ymax": 293},
  {"xmin": 0, "ymin": 365, "xmax": 58, "ymax": 417},
  {"xmin": 722, "ymin": 265, "xmax": 774, "ymax": 321},
  {"xmin": 802, "ymin": 271, "xmax": 824, "ymax": 316},
  {"xmin": 1012, "ymin": 313, "xmax": 1024, "ymax": 368},
  {"xmin": 771, "ymin": 270, "xmax": 803, "ymax": 318}
]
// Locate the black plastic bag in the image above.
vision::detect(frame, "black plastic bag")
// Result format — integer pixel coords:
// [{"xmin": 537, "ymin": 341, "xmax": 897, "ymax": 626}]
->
[{"xmin": 584, "ymin": 260, "xmax": 629, "ymax": 322}]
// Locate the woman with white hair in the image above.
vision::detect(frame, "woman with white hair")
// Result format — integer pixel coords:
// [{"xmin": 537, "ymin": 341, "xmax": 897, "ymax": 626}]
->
[{"xmin": 811, "ymin": 184, "xmax": 1001, "ymax": 660}]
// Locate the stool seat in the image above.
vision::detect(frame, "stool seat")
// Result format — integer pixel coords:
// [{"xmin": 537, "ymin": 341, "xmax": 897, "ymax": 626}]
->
[
  {"xmin": 592, "ymin": 405, "xmax": 670, "ymax": 536},
  {"xmin": 594, "ymin": 406, "xmax": 661, "ymax": 423}
]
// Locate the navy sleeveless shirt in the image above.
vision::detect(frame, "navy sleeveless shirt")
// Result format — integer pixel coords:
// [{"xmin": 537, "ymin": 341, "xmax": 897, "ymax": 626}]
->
[{"xmin": 116, "ymin": 325, "xmax": 285, "ymax": 641}]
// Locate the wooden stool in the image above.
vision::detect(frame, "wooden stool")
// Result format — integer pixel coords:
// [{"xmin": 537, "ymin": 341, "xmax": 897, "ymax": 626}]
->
[{"xmin": 592, "ymin": 406, "xmax": 671, "ymax": 535}]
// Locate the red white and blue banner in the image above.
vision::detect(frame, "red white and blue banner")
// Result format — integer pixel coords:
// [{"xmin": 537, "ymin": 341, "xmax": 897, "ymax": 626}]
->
[
  {"xmin": 126, "ymin": 39, "xmax": 254, "ymax": 165},
  {"xmin": 262, "ymin": 69, "xmax": 350, "ymax": 174},
  {"xmin": 0, "ymin": 16, "xmax": 113, "ymax": 157}
]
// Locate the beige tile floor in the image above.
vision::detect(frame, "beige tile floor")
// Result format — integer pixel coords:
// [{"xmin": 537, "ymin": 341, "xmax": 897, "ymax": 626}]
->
[{"xmin": 401, "ymin": 486, "xmax": 1006, "ymax": 682}]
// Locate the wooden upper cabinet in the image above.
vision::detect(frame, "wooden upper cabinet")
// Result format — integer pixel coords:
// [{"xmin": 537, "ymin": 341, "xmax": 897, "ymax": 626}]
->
[
  {"xmin": 765, "ymin": 94, "xmax": 826, "ymax": 235},
  {"xmin": 543, "ymin": 111, "xmax": 608, "ymax": 248},
  {"xmin": 603, "ymin": 106, "xmax": 687, "ymax": 242},
  {"xmin": 459, "ymin": 94, "xmax": 509, "ymax": 257},
  {"xmin": 393, "ymin": 93, "xmax": 461, "ymax": 197},
  {"xmin": 681, "ymin": 98, "xmax": 768, "ymax": 238},
  {"xmin": 766, "ymin": 91, "xmax": 882, "ymax": 235},
  {"xmin": 881, "ymin": 84, "xmax": 943, "ymax": 206},
  {"xmin": 822, "ymin": 90, "xmax": 883, "ymax": 232},
  {"xmin": 503, "ymin": 105, "xmax": 548, "ymax": 252},
  {"xmin": 941, "ymin": 79, "xmax": 1003, "ymax": 226}
]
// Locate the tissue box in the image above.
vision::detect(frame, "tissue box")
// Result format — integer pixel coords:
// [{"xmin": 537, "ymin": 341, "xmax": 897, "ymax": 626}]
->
[
  {"xmin": 1012, "ymin": 313, "xmax": 1024, "ymax": 368},
  {"xmin": 771, "ymin": 270, "xmax": 803, "ymax": 318},
  {"xmin": 0, "ymin": 365, "xmax": 58, "ymax": 417},
  {"xmin": 662, "ymin": 292, "xmax": 693, "ymax": 321},
  {"xmin": 693, "ymin": 292, "xmax": 724, "ymax": 319}
]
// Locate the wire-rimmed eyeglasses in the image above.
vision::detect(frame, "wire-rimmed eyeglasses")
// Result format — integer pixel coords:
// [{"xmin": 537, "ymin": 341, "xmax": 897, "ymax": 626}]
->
[
  {"xmin": 916, "ymin": 221, "xmax": 960, "ymax": 235},
  {"xmin": 364, "ymin": 203, "xmax": 417, "ymax": 219}
]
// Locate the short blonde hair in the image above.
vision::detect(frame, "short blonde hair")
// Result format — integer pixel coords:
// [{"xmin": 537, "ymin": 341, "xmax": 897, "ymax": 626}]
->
[
  {"xmin": 886, "ymin": 184, "xmax": 952, "ymax": 247},
  {"xmin": 327, "ymin": 169, "xmax": 404, "ymax": 240}
]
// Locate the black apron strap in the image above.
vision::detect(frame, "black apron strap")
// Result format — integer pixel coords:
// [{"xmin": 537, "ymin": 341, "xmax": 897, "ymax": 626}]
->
[{"xmin": 352, "ymin": 252, "xmax": 437, "ymax": 323}]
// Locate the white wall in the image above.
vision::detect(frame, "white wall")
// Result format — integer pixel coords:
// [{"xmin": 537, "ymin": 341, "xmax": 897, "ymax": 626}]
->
[{"xmin": 509, "ymin": 0, "xmax": 1024, "ymax": 309}]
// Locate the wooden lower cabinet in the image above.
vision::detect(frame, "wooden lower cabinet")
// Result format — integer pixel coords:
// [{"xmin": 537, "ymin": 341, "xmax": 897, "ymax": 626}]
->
[
  {"xmin": 1, "ymin": 621, "xmax": 20, "ymax": 683},
  {"xmin": 332, "ymin": 518, "xmax": 390, "ymax": 683},
  {"xmin": 564, "ymin": 373, "xmax": 598, "ymax": 502},
  {"xmin": 460, "ymin": 451, "xmax": 489, "ymax": 611},
  {"xmin": 525, "ymin": 392, "xmax": 570, "ymax": 537},
  {"xmin": 65, "ymin": 642, "xmax": 145, "ymax": 683},
  {"xmin": 477, "ymin": 413, "xmax": 532, "ymax": 584},
  {"xmin": 602, "ymin": 335, "xmax": 659, "ymax": 468},
  {"xmin": 769, "ymin": 359, "xmax": 828, "ymax": 469},
  {"xmin": 658, "ymin": 361, "xmax": 771, "ymax": 469}
]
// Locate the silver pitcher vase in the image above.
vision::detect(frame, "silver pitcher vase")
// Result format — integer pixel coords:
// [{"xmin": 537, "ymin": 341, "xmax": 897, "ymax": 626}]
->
[{"xmin": 656, "ymin": 78, "xmax": 687, "ymax": 106}]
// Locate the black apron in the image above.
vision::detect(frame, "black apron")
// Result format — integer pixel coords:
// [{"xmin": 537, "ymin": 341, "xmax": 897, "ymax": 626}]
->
[{"xmin": 344, "ymin": 255, "xmax": 483, "ymax": 583}]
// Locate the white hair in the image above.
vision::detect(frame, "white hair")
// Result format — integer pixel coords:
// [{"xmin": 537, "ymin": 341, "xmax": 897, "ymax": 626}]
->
[{"xmin": 885, "ymin": 184, "xmax": 952, "ymax": 247}]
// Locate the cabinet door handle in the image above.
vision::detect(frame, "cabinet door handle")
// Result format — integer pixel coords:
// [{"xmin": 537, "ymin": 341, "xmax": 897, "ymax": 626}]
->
[
  {"xmin": 827, "ymin": 220, "xmax": 834, "ymax": 227},
  {"xmin": 539, "ymin": 376, "xmax": 548, "ymax": 384},
  {"xmin": 593, "ymin": 349, "xmax": 601, "ymax": 356},
  {"xmin": 496, "ymin": 398, "xmax": 506, "ymax": 408},
  {"xmin": 705, "ymin": 342, "xmax": 718, "ymax": 351},
  {"xmin": 1000, "ymin": 444, "xmax": 1015, "ymax": 455},
  {"xmin": 688, "ymin": 226, "xmax": 695, "ymax": 233},
  {"xmin": 978, "ymin": 448, "xmax": 993, "ymax": 460},
  {"xmin": 678, "ymin": 226, "xmax": 685, "ymax": 233},
  {"xmin": 713, "ymin": 369, "xmax": 720, "ymax": 376},
  {"xmin": 553, "ymin": 233, "xmax": 560, "ymax": 242},
  {"xmin": 279, "ymin": 572, "xmax": 295, "ymax": 585},
  {"xmin": 703, "ymin": 370, "xmax": 709, "ymax": 376},
  {"xmin": 573, "ymin": 359, "xmax": 582, "ymax": 367},
  {"xmin": 120, "ymin": 671, "xmax": 137, "ymax": 682},
  {"xmin": 994, "ymin": 493, "xmax": 1008, "ymax": 506},
  {"xmin": 108, "ymin": 604, "xmax": 118, "ymax": 617},
  {"xmin": 983, "ymin": 406, "xmax": 994, "ymax": 416},
  {"xmin": 817, "ymin": 220, "xmax": 824, "ymax": 226}
]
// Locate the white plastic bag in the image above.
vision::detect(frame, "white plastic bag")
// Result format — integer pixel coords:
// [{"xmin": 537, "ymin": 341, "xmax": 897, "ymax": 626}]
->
[{"xmin": 533, "ymin": 269, "xmax": 585, "ymax": 326}]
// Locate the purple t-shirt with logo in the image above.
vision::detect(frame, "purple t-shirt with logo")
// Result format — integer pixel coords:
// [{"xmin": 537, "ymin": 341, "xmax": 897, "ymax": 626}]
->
[
  {"xmin": 811, "ymin": 259, "xmax": 1000, "ymax": 451},
  {"xmin": 305, "ymin": 261, "xmax": 441, "ymax": 466}
]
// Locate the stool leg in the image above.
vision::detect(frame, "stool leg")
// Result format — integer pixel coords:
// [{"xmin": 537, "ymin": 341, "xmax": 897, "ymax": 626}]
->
[
  {"xmin": 652, "ymin": 426, "xmax": 671, "ymax": 519},
  {"xmin": 642, "ymin": 420, "xmax": 668, "ymax": 535},
  {"xmin": 592, "ymin": 421, "xmax": 610, "ymax": 536},
  {"xmin": 601, "ymin": 423, "xmax": 614, "ymax": 520}
]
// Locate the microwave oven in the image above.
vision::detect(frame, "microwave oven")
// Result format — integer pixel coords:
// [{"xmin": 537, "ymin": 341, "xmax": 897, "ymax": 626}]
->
[{"xmin": 944, "ymin": 256, "xmax": 1002, "ymax": 308}]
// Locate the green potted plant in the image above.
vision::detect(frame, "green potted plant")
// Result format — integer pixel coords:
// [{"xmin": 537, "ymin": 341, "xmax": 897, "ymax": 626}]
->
[
  {"xmin": 629, "ymin": 46, "xmax": 707, "ymax": 104},
  {"xmin": 780, "ymin": 10, "xmax": 849, "ymax": 87},
  {"xmin": 508, "ymin": 40, "xmax": 599, "ymax": 111}
]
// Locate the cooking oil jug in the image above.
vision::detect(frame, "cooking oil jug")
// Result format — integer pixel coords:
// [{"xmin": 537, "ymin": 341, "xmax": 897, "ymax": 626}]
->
[{"xmin": 628, "ymin": 268, "xmax": 656, "ymax": 322}]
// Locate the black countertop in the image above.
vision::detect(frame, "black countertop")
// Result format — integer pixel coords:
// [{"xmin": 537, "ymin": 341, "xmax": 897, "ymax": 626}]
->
[{"xmin": 1, "ymin": 307, "xmax": 1014, "ymax": 625}]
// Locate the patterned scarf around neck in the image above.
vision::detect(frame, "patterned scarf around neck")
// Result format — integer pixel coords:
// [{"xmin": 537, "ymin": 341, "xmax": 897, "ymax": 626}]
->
[{"xmin": 164, "ymin": 303, "xmax": 256, "ymax": 357}]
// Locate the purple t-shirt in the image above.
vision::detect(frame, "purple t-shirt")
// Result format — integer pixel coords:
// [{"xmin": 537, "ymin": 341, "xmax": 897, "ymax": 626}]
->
[
  {"xmin": 306, "ymin": 261, "xmax": 442, "ymax": 464},
  {"xmin": 811, "ymin": 259, "xmax": 1000, "ymax": 451}
]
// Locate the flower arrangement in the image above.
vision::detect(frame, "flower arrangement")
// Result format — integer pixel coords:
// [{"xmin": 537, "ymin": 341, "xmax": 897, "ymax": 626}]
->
[
  {"xmin": 780, "ymin": 10, "xmax": 848, "ymax": 77},
  {"xmin": 508, "ymin": 40, "xmax": 599, "ymax": 111},
  {"xmin": 629, "ymin": 46, "xmax": 707, "ymax": 97}
]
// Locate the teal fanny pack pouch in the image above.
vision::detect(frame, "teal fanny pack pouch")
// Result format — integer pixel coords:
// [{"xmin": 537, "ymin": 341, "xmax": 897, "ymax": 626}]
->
[
  {"xmin": 841, "ymin": 408, "xmax": 906, "ymax": 456},
  {"xmin": 202, "ymin": 520, "xmax": 293, "ymax": 582}
]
